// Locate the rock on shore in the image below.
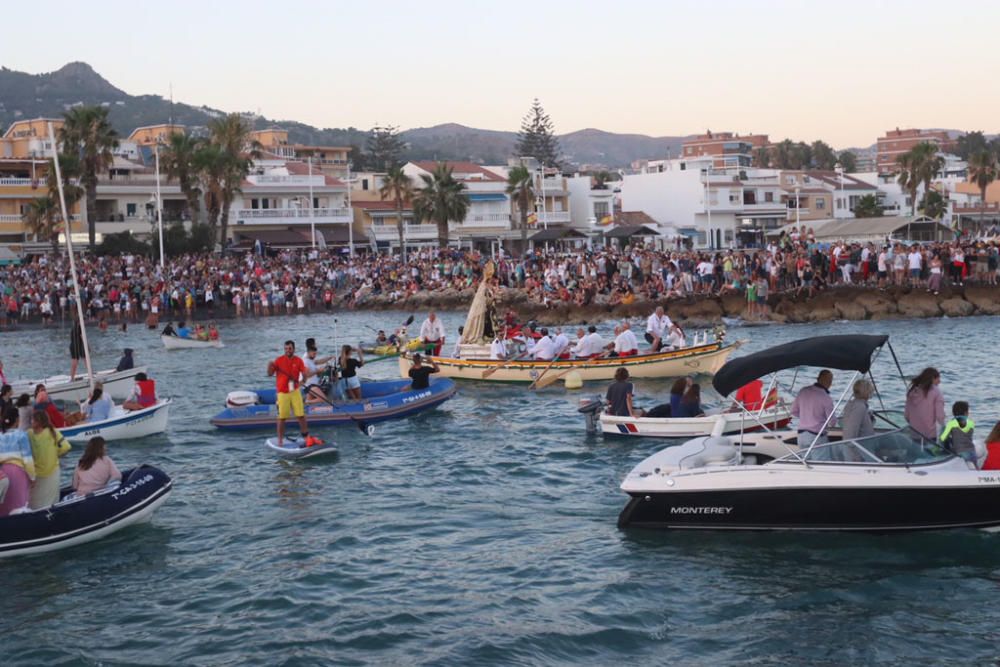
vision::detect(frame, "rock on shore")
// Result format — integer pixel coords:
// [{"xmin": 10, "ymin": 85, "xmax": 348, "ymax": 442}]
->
[{"xmin": 345, "ymin": 285, "xmax": 1000, "ymax": 328}]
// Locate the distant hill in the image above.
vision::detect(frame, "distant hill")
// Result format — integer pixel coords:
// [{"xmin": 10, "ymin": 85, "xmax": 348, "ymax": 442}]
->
[{"xmin": 0, "ymin": 62, "xmax": 686, "ymax": 167}]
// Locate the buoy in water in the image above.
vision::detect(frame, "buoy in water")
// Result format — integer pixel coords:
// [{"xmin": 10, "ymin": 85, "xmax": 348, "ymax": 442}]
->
[{"xmin": 564, "ymin": 371, "xmax": 583, "ymax": 390}]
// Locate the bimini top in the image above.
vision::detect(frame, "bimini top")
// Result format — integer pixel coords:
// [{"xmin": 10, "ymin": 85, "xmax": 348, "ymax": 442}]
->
[{"xmin": 712, "ymin": 335, "xmax": 889, "ymax": 396}]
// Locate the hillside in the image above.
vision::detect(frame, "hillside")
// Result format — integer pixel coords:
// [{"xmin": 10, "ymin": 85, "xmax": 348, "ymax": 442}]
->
[{"xmin": 0, "ymin": 62, "xmax": 684, "ymax": 167}]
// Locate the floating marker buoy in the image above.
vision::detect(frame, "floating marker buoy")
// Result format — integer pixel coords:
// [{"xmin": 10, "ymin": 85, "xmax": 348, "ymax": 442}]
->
[{"xmin": 564, "ymin": 370, "xmax": 583, "ymax": 390}]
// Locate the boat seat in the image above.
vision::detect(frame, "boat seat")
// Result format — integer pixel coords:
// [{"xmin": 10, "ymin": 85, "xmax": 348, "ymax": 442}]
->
[{"xmin": 677, "ymin": 436, "xmax": 740, "ymax": 470}]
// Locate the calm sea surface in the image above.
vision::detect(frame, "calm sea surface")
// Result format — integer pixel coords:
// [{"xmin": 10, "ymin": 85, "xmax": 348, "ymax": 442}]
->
[{"xmin": 2, "ymin": 311, "xmax": 999, "ymax": 666}]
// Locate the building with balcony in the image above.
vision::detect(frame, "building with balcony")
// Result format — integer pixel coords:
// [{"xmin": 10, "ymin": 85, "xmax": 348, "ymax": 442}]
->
[
  {"xmin": 251, "ymin": 128, "xmax": 351, "ymax": 179},
  {"xmin": 0, "ymin": 118, "xmax": 64, "ymax": 159},
  {"xmin": 681, "ymin": 131, "xmax": 770, "ymax": 169},
  {"xmin": 402, "ymin": 161, "xmax": 513, "ymax": 248},
  {"xmin": 876, "ymin": 128, "xmax": 955, "ymax": 176}
]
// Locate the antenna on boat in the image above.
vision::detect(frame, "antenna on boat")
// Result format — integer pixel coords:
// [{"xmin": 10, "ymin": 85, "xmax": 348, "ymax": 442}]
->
[{"xmin": 48, "ymin": 122, "xmax": 95, "ymax": 392}]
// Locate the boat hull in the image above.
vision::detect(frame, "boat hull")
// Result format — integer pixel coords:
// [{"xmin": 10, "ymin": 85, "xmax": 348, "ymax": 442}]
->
[
  {"xmin": 210, "ymin": 378, "xmax": 457, "ymax": 431},
  {"xmin": 398, "ymin": 342, "xmax": 738, "ymax": 383},
  {"xmin": 60, "ymin": 400, "xmax": 171, "ymax": 443},
  {"xmin": 161, "ymin": 335, "xmax": 223, "ymax": 350},
  {"xmin": 601, "ymin": 407, "xmax": 792, "ymax": 438},
  {"xmin": 0, "ymin": 465, "xmax": 172, "ymax": 558},
  {"xmin": 11, "ymin": 367, "xmax": 147, "ymax": 403}
]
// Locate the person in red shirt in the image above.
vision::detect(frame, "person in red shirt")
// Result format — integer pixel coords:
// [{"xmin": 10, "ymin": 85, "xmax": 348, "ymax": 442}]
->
[
  {"xmin": 267, "ymin": 340, "xmax": 314, "ymax": 447},
  {"xmin": 733, "ymin": 379, "xmax": 764, "ymax": 411}
]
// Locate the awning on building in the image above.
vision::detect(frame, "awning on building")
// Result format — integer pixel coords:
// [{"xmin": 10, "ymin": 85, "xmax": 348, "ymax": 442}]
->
[
  {"xmin": 604, "ymin": 224, "xmax": 660, "ymax": 239},
  {"xmin": 529, "ymin": 227, "xmax": 588, "ymax": 242},
  {"xmin": 0, "ymin": 246, "xmax": 21, "ymax": 265},
  {"xmin": 467, "ymin": 194, "xmax": 508, "ymax": 202},
  {"xmin": 235, "ymin": 229, "xmax": 313, "ymax": 247}
]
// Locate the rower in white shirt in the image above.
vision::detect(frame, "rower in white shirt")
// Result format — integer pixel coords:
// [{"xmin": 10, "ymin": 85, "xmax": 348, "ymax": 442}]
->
[
  {"xmin": 571, "ymin": 325, "xmax": 606, "ymax": 358},
  {"xmin": 489, "ymin": 334, "xmax": 508, "ymax": 360},
  {"xmin": 645, "ymin": 305, "xmax": 673, "ymax": 351},
  {"xmin": 614, "ymin": 321, "xmax": 639, "ymax": 357},
  {"xmin": 419, "ymin": 311, "xmax": 446, "ymax": 356},
  {"xmin": 663, "ymin": 323, "xmax": 686, "ymax": 350},
  {"xmin": 552, "ymin": 328, "xmax": 570, "ymax": 358},
  {"xmin": 532, "ymin": 328, "xmax": 557, "ymax": 361}
]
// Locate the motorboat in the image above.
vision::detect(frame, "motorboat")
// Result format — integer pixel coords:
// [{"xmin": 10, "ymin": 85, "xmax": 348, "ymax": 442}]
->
[
  {"xmin": 161, "ymin": 334, "xmax": 223, "ymax": 350},
  {"xmin": 59, "ymin": 399, "xmax": 172, "ymax": 443},
  {"xmin": 617, "ymin": 334, "xmax": 1000, "ymax": 531},
  {"xmin": 10, "ymin": 366, "xmax": 147, "ymax": 403},
  {"xmin": 210, "ymin": 378, "xmax": 457, "ymax": 431},
  {"xmin": 0, "ymin": 465, "xmax": 172, "ymax": 558}
]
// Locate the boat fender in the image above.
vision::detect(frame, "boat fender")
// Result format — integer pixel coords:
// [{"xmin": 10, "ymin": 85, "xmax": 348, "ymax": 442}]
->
[{"xmin": 226, "ymin": 390, "xmax": 259, "ymax": 407}]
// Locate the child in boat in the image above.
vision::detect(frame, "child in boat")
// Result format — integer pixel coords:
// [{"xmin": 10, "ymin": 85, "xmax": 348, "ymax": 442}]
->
[
  {"xmin": 72, "ymin": 436, "xmax": 121, "ymax": 496},
  {"xmin": 940, "ymin": 401, "xmax": 976, "ymax": 465},
  {"xmin": 195, "ymin": 324, "xmax": 208, "ymax": 341},
  {"xmin": 208, "ymin": 324, "xmax": 220, "ymax": 341},
  {"xmin": 27, "ymin": 410, "xmax": 71, "ymax": 509},
  {"xmin": 123, "ymin": 373, "xmax": 157, "ymax": 411},
  {"xmin": 0, "ymin": 415, "xmax": 35, "ymax": 516}
]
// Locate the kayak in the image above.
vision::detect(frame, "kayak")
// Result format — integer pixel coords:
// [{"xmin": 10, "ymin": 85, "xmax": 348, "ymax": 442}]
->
[
  {"xmin": 361, "ymin": 338, "xmax": 427, "ymax": 357},
  {"xmin": 265, "ymin": 437, "xmax": 338, "ymax": 460}
]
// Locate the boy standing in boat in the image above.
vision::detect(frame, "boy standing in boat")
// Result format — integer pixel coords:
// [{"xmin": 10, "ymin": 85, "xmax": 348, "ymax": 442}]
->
[{"xmin": 268, "ymin": 340, "xmax": 313, "ymax": 447}]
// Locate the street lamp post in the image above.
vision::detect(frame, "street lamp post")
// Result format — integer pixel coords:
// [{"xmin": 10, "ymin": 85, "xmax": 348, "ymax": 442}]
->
[
  {"xmin": 154, "ymin": 142, "xmax": 165, "ymax": 268},
  {"xmin": 795, "ymin": 184, "xmax": 801, "ymax": 228},
  {"xmin": 308, "ymin": 155, "xmax": 316, "ymax": 249},
  {"xmin": 835, "ymin": 162, "xmax": 845, "ymax": 218}
]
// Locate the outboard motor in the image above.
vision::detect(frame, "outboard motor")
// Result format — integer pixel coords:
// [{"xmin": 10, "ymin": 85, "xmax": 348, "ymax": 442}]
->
[{"xmin": 578, "ymin": 396, "xmax": 606, "ymax": 434}]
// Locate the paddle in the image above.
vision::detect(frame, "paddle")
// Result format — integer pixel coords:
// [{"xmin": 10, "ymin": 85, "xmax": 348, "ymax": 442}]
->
[
  {"xmin": 534, "ymin": 350, "xmax": 613, "ymax": 390},
  {"xmin": 272, "ymin": 365, "xmax": 374, "ymax": 437},
  {"xmin": 527, "ymin": 355, "xmax": 561, "ymax": 391},
  {"xmin": 365, "ymin": 314, "xmax": 415, "ymax": 337},
  {"xmin": 481, "ymin": 352, "xmax": 527, "ymax": 379}
]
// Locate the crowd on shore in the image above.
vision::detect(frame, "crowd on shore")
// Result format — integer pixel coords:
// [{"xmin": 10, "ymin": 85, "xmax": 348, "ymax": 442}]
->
[{"xmin": 1, "ymin": 229, "xmax": 999, "ymax": 328}]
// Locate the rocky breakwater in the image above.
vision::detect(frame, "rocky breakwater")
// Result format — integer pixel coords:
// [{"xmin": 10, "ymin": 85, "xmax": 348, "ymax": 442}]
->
[{"xmin": 345, "ymin": 284, "xmax": 1000, "ymax": 328}]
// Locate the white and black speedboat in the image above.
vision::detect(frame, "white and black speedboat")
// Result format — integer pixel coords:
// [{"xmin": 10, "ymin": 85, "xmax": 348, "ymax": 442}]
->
[{"xmin": 618, "ymin": 335, "xmax": 1000, "ymax": 531}]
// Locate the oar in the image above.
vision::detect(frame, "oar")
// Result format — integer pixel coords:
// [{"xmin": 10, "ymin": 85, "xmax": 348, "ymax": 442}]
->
[
  {"xmin": 481, "ymin": 352, "xmax": 527, "ymax": 379},
  {"xmin": 534, "ymin": 350, "xmax": 613, "ymax": 390},
  {"xmin": 273, "ymin": 366, "xmax": 373, "ymax": 436},
  {"xmin": 527, "ymin": 356, "xmax": 561, "ymax": 391}
]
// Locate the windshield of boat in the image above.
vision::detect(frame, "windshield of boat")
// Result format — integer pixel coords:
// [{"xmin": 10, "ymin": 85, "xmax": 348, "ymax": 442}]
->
[{"xmin": 777, "ymin": 427, "xmax": 955, "ymax": 466}]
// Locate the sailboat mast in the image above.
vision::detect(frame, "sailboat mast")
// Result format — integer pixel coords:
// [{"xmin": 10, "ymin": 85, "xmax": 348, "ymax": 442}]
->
[{"xmin": 48, "ymin": 122, "xmax": 95, "ymax": 392}]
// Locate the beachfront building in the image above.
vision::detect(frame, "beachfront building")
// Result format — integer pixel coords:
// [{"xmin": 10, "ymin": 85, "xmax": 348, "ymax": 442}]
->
[
  {"xmin": 92, "ymin": 154, "xmax": 186, "ymax": 240},
  {"xmin": 876, "ymin": 128, "xmax": 955, "ymax": 177},
  {"xmin": 230, "ymin": 160, "xmax": 352, "ymax": 250},
  {"xmin": 251, "ymin": 128, "xmax": 351, "ymax": 180},
  {"xmin": 347, "ymin": 171, "xmax": 437, "ymax": 253},
  {"xmin": 779, "ymin": 170, "xmax": 879, "ymax": 222},
  {"xmin": 567, "ymin": 174, "xmax": 618, "ymax": 230},
  {"xmin": 402, "ymin": 161, "xmax": 513, "ymax": 250},
  {"xmin": 681, "ymin": 131, "xmax": 770, "ymax": 169}
]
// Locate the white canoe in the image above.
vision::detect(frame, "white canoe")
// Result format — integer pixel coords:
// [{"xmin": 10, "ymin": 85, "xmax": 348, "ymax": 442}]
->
[
  {"xmin": 161, "ymin": 335, "xmax": 223, "ymax": 350},
  {"xmin": 599, "ymin": 405, "xmax": 792, "ymax": 438},
  {"xmin": 59, "ymin": 399, "xmax": 171, "ymax": 443},
  {"xmin": 398, "ymin": 341, "xmax": 739, "ymax": 383},
  {"xmin": 10, "ymin": 366, "xmax": 147, "ymax": 403},
  {"xmin": 265, "ymin": 437, "xmax": 338, "ymax": 460}
]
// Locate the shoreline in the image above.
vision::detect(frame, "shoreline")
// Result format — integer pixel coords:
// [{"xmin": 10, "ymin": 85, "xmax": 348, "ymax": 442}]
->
[{"xmin": 2, "ymin": 284, "xmax": 1000, "ymax": 333}]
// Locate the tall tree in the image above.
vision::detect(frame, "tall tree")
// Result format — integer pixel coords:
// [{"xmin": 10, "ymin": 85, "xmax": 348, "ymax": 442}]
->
[
  {"xmin": 196, "ymin": 143, "xmax": 226, "ymax": 230},
  {"xmin": 505, "ymin": 166, "xmax": 535, "ymax": 249},
  {"xmin": 897, "ymin": 142, "xmax": 943, "ymax": 217},
  {"xmin": 367, "ymin": 125, "xmax": 405, "ymax": 171},
  {"xmin": 412, "ymin": 163, "xmax": 469, "ymax": 247},
  {"xmin": 921, "ymin": 190, "xmax": 946, "ymax": 219},
  {"xmin": 811, "ymin": 141, "xmax": 837, "ymax": 170},
  {"xmin": 754, "ymin": 147, "xmax": 771, "ymax": 168},
  {"xmin": 837, "ymin": 150, "xmax": 857, "ymax": 173},
  {"xmin": 515, "ymin": 99, "xmax": 561, "ymax": 168},
  {"xmin": 22, "ymin": 196, "xmax": 61, "ymax": 253},
  {"xmin": 896, "ymin": 152, "xmax": 919, "ymax": 217},
  {"xmin": 378, "ymin": 165, "xmax": 414, "ymax": 261},
  {"xmin": 207, "ymin": 114, "xmax": 260, "ymax": 247},
  {"xmin": 967, "ymin": 149, "xmax": 998, "ymax": 232},
  {"xmin": 955, "ymin": 131, "xmax": 987, "ymax": 161},
  {"xmin": 161, "ymin": 132, "xmax": 204, "ymax": 224},
  {"xmin": 58, "ymin": 106, "xmax": 119, "ymax": 250}
]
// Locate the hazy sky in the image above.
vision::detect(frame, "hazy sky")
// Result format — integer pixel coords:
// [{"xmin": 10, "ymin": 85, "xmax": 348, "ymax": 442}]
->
[{"xmin": 6, "ymin": 0, "xmax": 1000, "ymax": 148}]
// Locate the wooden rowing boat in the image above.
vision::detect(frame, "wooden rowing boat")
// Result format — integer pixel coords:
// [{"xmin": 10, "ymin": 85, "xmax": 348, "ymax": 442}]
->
[{"xmin": 397, "ymin": 341, "xmax": 740, "ymax": 383}]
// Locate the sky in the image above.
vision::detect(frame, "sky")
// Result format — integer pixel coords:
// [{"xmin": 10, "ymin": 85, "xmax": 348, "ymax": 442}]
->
[{"xmin": 5, "ymin": 0, "xmax": 1000, "ymax": 148}]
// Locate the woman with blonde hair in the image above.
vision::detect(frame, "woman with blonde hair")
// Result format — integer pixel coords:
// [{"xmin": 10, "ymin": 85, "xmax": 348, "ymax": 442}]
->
[
  {"xmin": 28, "ymin": 410, "xmax": 71, "ymax": 509},
  {"xmin": 841, "ymin": 379, "xmax": 875, "ymax": 440}
]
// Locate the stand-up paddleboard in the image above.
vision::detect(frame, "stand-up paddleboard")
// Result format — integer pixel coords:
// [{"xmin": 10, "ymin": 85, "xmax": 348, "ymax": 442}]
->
[{"xmin": 265, "ymin": 437, "xmax": 338, "ymax": 460}]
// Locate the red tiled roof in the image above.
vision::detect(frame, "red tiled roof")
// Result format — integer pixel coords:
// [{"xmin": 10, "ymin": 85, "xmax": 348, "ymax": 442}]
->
[{"xmin": 410, "ymin": 161, "xmax": 504, "ymax": 182}]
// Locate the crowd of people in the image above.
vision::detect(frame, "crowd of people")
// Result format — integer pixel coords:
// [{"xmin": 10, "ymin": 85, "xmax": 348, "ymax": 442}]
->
[{"xmin": 2, "ymin": 231, "xmax": 999, "ymax": 330}]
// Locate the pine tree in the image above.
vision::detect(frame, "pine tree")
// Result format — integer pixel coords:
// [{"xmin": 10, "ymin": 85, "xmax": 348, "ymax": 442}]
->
[
  {"xmin": 515, "ymin": 99, "xmax": 561, "ymax": 168},
  {"xmin": 367, "ymin": 125, "xmax": 406, "ymax": 171}
]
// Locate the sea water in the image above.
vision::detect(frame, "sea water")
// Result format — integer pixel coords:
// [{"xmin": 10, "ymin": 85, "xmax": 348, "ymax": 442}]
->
[{"xmin": 2, "ymin": 313, "xmax": 999, "ymax": 665}]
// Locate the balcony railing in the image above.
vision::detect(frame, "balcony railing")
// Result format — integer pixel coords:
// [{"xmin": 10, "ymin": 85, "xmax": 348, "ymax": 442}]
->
[
  {"xmin": 536, "ymin": 211, "xmax": 571, "ymax": 224},
  {"xmin": 0, "ymin": 177, "xmax": 37, "ymax": 186},
  {"xmin": 234, "ymin": 207, "xmax": 352, "ymax": 223},
  {"xmin": 371, "ymin": 223, "xmax": 438, "ymax": 240},
  {"xmin": 246, "ymin": 174, "xmax": 328, "ymax": 187},
  {"xmin": 463, "ymin": 213, "xmax": 512, "ymax": 227},
  {"xmin": 0, "ymin": 213, "xmax": 81, "ymax": 223},
  {"xmin": 954, "ymin": 202, "xmax": 1000, "ymax": 213}
]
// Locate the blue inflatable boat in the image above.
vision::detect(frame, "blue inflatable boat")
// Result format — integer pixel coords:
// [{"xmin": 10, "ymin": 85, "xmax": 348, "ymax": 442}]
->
[
  {"xmin": 0, "ymin": 465, "xmax": 173, "ymax": 558},
  {"xmin": 210, "ymin": 378, "xmax": 457, "ymax": 431}
]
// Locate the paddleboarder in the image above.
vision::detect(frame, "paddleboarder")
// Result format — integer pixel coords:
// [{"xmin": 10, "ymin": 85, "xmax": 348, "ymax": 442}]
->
[{"xmin": 267, "ymin": 340, "xmax": 314, "ymax": 448}]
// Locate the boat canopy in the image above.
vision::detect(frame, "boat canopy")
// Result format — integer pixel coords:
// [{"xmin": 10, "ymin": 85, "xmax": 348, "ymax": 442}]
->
[{"xmin": 712, "ymin": 335, "xmax": 889, "ymax": 396}]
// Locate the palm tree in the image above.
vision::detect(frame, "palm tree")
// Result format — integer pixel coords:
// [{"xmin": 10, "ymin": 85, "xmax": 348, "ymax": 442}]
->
[
  {"xmin": 897, "ymin": 142, "xmax": 943, "ymax": 218},
  {"xmin": 195, "ymin": 143, "xmax": 227, "ymax": 230},
  {"xmin": 505, "ymin": 166, "xmax": 534, "ymax": 250},
  {"xmin": 161, "ymin": 132, "xmax": 204, "ymax": 225},
  {"xmin": 58, "ymin": 106, "xmax": 119, "ymax": 250},
  {"xmin": 22, "ymin": 196, "xmax": 61, "ymax": 253},
  {"xmin": 967, "ymin": 149, "xmax": 998, "ymax": 233},
  {"xmin": 378, "ymin": 165, "xmax": 414, "ymax": 261},
  {"xmin": 412, "ymin": 163, "xmax": 469, "ymax": 247},
  {"xmin": 896, "ymin": 152, "xmax": 919, "ymax": 217},
  {"xmin": 207, "ymin": 114, "xmax": 261, "ymax": 247}
]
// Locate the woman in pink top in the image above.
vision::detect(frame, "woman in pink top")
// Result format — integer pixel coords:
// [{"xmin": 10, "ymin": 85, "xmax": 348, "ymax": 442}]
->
[
  {"xmin": 72, "ymin": 436, "xmax": 122, "ymax": 496},
  {"xmin": 904, "ymin": 367, "xmax": 946, "ymax": 440}
]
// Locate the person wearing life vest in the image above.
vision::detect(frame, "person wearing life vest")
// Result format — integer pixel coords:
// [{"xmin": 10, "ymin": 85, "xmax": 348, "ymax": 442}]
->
[
  {"xmin": 123, "ymin": 372, "xmax": 157, "ymax": 411},
  {"xmin": 939, "ymin": 401, "xmax": 976, "ymax": 466}
]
